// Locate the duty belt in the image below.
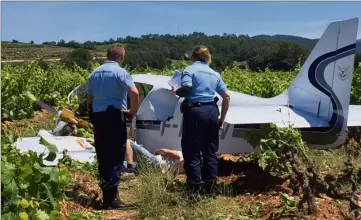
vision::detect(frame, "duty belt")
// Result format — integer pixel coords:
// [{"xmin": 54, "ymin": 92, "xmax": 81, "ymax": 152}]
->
[
  {"xmin": 181, "ymin": 97, "xmax": 219, "ymax": 114},
  {"xmin": 189, "ymin": 101, "xmax": 216, "ymax": 107},
  {"xmin": 189, "ymin": 96, "xmax": 219, "ymax": 107}
]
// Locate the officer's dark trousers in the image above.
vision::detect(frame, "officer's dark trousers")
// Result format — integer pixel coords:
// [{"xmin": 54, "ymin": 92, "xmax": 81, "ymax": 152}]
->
[
  {"xmin": 181, "ymin": 104, "xmax": 219, "ymax": 189},
  {"xmin": 91, "ymin": 109, "xmax": 127, "ymax": 194}
]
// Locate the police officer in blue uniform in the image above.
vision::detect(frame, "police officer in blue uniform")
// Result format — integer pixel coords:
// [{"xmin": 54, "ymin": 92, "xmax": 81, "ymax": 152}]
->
[
  {"xmin": 87, "ymin": 43, "xmax": 139, "ymax": 210},
  {"xmin": 172, "ymin": 45, "xmax": 231, "ymax": 196}
]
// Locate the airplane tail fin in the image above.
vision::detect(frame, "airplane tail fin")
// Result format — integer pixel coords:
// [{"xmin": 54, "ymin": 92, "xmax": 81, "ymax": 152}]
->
[{"xmin": 282, "ymin": 17, "xmax": 359, "ymax": 145}]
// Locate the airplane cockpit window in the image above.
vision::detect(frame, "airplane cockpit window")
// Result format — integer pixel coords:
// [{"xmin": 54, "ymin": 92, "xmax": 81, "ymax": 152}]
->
[
  {"xmin": 68, "ymin": 83, "xmax": 89, "ymax": 117},
  {"xmin": 144, "ymin": 88, "xmax": 178, "ymax": 121},
  {"xmin": 126, "ymin": 83, "xmax": 177, "ymax": 121},
  {"xmin": 127, "ymin": 82, "xmax": 153, "ymax": 109}
]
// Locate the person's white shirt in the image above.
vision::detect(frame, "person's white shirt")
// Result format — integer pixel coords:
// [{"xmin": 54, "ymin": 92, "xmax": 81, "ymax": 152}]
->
[
  {"xmin": 128, "ymin": 140, "xmax": 184, "ymax": 173},
  {"xmin": 155, "ymin": 151, "xmax": 184, "ymax": 173}
]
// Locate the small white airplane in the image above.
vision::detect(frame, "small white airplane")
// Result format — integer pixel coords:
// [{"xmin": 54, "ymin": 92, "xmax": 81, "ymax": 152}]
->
[{"xmin": 68, "ymin": 17, "xmax": 361, "ymax": 155}]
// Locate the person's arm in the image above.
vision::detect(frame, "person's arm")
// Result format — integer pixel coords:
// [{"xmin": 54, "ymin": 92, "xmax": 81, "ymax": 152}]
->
[
  {"xmin": 86, "ymin": 80, "xmax": 93, "ymax": 107},
  {"xmin": 119, "ymin": 71, "xmax": 139, "ymax": 119},
  {"xmin": 219, "ymin": 91, "xmax": 230, "ymax": 129},
  {"xmin": 172, "ymin": 69, "xmax": 193, "ymax": 97},
  {"xmin": 86, "ymin": 80, "xmax": 94, "ymax": 120},
  {"xmin": 128, "ymin": 86, "xmax": 139, "ymax": 118},
  {"xmin": 86, "ymin": 94, "xmax": 93, "ymax": 107},
  {"xmin": 216, "ymin": 77, "xmax": 230, "ymax": 130},
  {"xmin": 175, "ymin": 86, "xmax": 192, "ymax": 97},
  {"xmin": 155, "ymin": 148, "xmax": 181, "ymax": 159}
]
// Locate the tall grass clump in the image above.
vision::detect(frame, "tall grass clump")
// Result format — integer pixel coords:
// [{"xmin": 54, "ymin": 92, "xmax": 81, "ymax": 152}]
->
[{"xmin": 134, "ymin": 158, "xmax": 185, "ymax": 218}]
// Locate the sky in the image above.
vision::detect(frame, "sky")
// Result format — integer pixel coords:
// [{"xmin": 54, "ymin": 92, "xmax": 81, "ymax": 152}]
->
[{"xmin": 1, "ymin": 1, "xmax": 361, "ymax": 44}]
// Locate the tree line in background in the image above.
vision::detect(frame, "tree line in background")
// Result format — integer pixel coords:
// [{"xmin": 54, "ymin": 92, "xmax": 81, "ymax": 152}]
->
[
  {"xmin": 42, "ymin": 33, "xmax": 315, "ymax": 72},
  {"xmin": 9, "ymin": 32, "xmax": 361, "ymax": 72}
]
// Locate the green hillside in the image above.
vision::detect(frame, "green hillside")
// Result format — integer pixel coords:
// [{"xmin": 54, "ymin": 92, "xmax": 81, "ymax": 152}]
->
[
  {"xmin": 251, "ymin": 34, "xmax": 361, "ymax": 52},
  {"xmin": 1, "ymin": 33, "xmax": 360, "ymax": 72}
]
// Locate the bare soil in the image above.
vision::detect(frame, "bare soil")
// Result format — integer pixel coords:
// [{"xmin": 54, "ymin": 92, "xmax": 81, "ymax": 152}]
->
[{"xmin": 62, "ymin": 155, "xmax": 351, "ymax": 219}]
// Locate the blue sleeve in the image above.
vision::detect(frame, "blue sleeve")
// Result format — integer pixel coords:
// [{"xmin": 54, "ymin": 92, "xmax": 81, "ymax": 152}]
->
[
  {"xmin": 117, "ymin": 69, "xmax": 135, "ymax": 89},
  {"xmin": 216, "ymin": 77, "xmax": 227, "ymax": 94},
  {"xmin": 181, "ymin": 68, "xmax": 193, "ymax": 87}
]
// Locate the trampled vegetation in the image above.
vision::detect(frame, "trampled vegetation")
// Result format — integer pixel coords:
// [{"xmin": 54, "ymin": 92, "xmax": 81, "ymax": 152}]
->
[{"xmin": 1, "ymin": 59, "xmax": 361, "ymax": 219}]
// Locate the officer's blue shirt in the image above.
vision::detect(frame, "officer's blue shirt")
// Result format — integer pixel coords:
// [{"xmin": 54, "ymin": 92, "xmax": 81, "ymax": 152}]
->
[
  {"xmin": 181, "ymin": 61, "xmax": 227, "ymax": 103},
  {"xmin": 87, "ymin": 60, "xmax": 135, "ymax": 112}
]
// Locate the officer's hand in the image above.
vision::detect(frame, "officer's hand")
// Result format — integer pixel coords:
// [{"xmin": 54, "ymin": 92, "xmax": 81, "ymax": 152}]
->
[
  {"xmin": 121, "ymin": 109, "xmax": 137, "ymax": 120},
  {"xmin": 171, "ymin": 86, "xmax": 177, "ymax": 94},
  {"xmin": 218, "ymin": 121, "xmax": 224, "ymax": 130}
]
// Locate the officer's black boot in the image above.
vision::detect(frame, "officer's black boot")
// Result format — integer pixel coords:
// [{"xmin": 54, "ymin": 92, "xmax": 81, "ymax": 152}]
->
[
  {"xmin": 186, "ymin": 182, "xmax": 202, "ymax": 202},
  {"xmin": 124, "ymin": 163, "xmax": 139, "ymax": 176},
  {"xmin": 102, "ymin": 187, "xmax": 130, "ymax": 210},
  {"xmin": 202, "ymin": 181, "xmax": 217, "ymax": 198},
  {"xmin": 101, "ymin": 188, "xmax": 112, "ymax": 209},
  {"xmin": 186, "ymin": 182, "xmax": 201, "ymax": 193}
]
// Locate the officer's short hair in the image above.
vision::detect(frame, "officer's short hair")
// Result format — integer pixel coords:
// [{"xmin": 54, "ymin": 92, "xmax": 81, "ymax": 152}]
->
[
  {"xmin": 192, "ymin": 45, "xmax": 212, "ymax": 64},
  {"xmin": 107, "ymin": 43, "xmax": 125, "ymax": 61}
]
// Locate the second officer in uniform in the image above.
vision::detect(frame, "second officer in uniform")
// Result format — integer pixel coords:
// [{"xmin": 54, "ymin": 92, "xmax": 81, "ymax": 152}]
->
[{"xmin": 172, "ymin": 45, "xmax": 231, "ymax": 195}]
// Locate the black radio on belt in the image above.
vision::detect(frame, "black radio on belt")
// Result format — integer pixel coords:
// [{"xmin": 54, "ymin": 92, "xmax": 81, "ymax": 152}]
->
[
  {"xmin": 214, "ymin": 96, "xmax": 219, "ymax": 104},
  {"xmin": 180, "ymin": 99, "xmax": 191, "ymax": 114}
]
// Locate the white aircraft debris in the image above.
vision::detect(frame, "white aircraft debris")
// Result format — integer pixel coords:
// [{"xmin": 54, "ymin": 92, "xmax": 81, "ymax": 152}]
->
[{"xmin": 15, "ymin": 129, "xmax": 96, "ymax": 166}]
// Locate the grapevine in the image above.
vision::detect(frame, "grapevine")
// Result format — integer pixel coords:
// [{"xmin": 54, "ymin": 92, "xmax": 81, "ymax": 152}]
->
[
  {"xmin": 2, "ymin": 59, "xmax": 360, "ymax": 122},
  {"xmin": 1, "ymin": 130, "xmax": 72, "ymax": 219},
  {"xmin": 241, "ymin": 123, "xmax": 361, "ymax": 217}
]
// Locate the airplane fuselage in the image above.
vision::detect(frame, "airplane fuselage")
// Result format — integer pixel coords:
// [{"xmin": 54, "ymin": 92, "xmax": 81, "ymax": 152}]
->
[{"xmin": 128, "ymin": 93, "xmax": 346, "ymax": 155}]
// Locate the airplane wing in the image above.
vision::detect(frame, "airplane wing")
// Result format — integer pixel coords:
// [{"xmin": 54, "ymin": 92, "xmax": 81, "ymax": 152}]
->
[
  {"xmin": 223, "ymin": 105, "xmax": 330, "ymax": 128},
  {"xmin": 223, "ymin": 105, "xmax": 361, "ymax": 128},
  {"xmin": 347, "ymin": 105, "xmax": 361, "ymax": 127}
]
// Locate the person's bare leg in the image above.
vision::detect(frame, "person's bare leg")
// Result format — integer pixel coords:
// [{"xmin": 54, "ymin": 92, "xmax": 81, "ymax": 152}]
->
[{"xmin": 125, "ymin": 140, "xmax": 134, "ymax": 168}]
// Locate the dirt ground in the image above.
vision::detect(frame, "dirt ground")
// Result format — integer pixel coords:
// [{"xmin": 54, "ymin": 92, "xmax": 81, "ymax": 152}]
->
[{"xmin": 60, "ymin": 155, "xmax": 352, "ymax": 220}]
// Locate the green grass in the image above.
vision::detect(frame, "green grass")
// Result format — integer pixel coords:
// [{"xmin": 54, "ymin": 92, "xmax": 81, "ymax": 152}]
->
[{"xmin": 125, "ymin": 160, "xmax": 248, "ymax": 219}]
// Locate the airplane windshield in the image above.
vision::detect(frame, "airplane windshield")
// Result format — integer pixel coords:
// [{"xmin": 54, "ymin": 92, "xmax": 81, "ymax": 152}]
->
[{"xmin": 127, "ymin": 82, "xmax": 153, "ymax": 109}]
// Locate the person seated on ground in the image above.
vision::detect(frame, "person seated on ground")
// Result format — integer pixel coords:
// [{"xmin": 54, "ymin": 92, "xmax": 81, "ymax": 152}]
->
[{"xmin": 123, "ymin": 127, "xmax": 184, "ymax": 174}]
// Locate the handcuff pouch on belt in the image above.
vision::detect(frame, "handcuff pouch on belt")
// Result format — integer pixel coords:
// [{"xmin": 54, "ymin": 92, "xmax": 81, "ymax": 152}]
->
[{"xmin": 180, "ymin": 99, "xmax": 191, "ymax": 114}]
